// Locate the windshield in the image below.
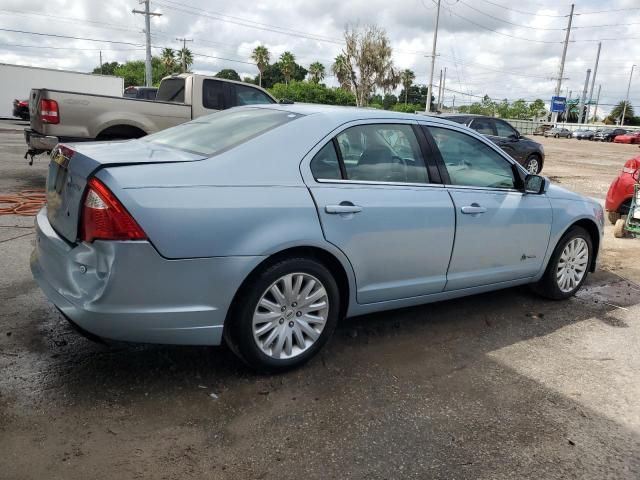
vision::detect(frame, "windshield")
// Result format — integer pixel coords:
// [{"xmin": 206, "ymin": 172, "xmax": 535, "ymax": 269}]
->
[{"xmin": 144, "ymin": 108, "xmax": 301, "ymax": 156}]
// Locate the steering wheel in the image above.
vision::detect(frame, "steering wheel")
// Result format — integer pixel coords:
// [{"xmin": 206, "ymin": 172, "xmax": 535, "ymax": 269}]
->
[{"xmin": 390, "ymin": 155, "xmax": 408, "ymax": 182}]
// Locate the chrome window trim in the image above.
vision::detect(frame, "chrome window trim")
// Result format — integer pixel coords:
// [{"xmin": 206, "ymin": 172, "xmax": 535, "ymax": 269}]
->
[
  {"xmin": 314, "ymin": 178, "xmax": 445, "ymax": 188},
  {"xmin": 443, "ymin": 184, "xmax": 523, "ymax": 194}
]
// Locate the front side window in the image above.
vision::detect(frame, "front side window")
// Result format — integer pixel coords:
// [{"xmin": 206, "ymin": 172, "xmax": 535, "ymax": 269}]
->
[
  {"xmin": 232, "ymin": 84, "xmax": 275, "ymax": 106},
  {"xmin": 335, "ymin": 124, "xmax": 429, "ymax": 183},
  {"xmin": 470, "ymin": 118, "xmax": 496, "ymax": 136},
  {"xmin": 428, "ymin": 127, "xmax": 515, "ymax": 189},
  {"xmin": 145, "ymin": 108, "xmax": 300, "ymax": 156},
  {"xmin": 494, "ymin": 120, "xmax": 518, "ymax": 138}
]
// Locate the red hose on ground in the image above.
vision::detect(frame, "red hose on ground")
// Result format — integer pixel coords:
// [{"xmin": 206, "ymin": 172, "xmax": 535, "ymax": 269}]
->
[{"xmin": 0, "ymin": 190, "xmax": 46, "ymax": 216}]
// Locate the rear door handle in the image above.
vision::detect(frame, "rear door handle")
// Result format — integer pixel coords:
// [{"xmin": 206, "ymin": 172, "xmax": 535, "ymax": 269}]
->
[
  {"xmin": 460, "ymin": 204, "xmax": 487, "ymax": 214},
  {"xmin": 325, "ymin": 203, "xmax": 363, "ymax": 214}
]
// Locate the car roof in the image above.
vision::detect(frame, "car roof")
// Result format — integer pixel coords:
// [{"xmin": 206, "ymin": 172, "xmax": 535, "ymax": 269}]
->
[{"xmin": 234, "ymin": 103, "xmax": 468, "ymax": 128}]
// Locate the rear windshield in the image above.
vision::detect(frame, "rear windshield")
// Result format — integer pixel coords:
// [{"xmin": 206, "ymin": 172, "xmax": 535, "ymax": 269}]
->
[
  {"xmin": 156, "ymin": 78, "xmax": 185, "ymax": 103},
  {"xmin": 144, "ymin": 108, "xmax": 301, "ymax": 156}
]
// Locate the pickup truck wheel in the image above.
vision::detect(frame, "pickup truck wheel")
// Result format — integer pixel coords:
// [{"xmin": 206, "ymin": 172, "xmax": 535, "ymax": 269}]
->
[
  {"xmin": 607, "ymin": 211, "xmax": 621, "ymax": 225},
  {"xmin": 96, "ymin": 126, "xmax": 146, "ymax": 141}
]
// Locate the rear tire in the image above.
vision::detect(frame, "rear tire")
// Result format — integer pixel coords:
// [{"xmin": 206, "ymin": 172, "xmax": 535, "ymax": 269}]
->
[
  {"xmin": 554, "ymin": 134, "xmax": 560, "ymax": 138},
  {"xmin": 225, "ymin": 257, "xmax": 340, "ymax": 372},
  {"xmin": 533, "ymin": 226, "xmax": 592, "ymax": 300},
  {"xmin": 525, "ymin": 154, "xmax": 541, "ymax": 174}
]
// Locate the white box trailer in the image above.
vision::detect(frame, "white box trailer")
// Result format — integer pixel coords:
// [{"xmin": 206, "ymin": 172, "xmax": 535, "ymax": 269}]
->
[{"xmin": 0, "ymin": 63, "xmax": 123, "ymax": 118}]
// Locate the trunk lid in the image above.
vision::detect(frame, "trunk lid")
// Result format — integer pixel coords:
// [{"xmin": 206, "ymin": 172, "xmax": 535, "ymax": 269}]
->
[{"xmin": 46, "ymin": 139, "xmax": 206, "ymax": 242}]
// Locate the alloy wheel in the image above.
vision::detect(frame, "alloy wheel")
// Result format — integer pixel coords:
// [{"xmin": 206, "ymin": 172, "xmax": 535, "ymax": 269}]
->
[
  {"xmin": 556, "ymin": 238, "xmax": 589, "ymax": 293},
  {"xmin": 526, "ymin": 157, "xmax": 540, "ymax": 174},
  {"xmin": 252, "ymin": 273, "xmax": 329, "ymax": 360}
]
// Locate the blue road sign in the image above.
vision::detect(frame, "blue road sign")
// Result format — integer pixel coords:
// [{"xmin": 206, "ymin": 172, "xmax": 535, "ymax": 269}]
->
[{"xmin": 551, "ymin": 96, "xmax": 567, "ymax": 113}]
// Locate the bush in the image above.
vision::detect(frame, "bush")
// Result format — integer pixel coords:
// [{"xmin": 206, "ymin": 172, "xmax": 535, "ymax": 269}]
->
[
  {"xmin": 392, "ymin": 103, "xmax": 422, "ymax": 113},
  {"xmin": 268, "ymin": 80, "xmax": 356, "ymax": 106}
]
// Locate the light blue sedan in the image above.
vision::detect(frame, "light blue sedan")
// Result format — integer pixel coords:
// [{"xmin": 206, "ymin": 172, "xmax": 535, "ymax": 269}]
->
[{"xmin": 31, "ymin": 105, "xmax": 604, "ymax": 371}]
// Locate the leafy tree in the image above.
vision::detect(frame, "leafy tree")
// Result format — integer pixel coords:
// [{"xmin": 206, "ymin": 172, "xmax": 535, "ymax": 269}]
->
[
  {"xmin": 481, "ymin": 95, "xmax": 496, "ymax": 116},
  {"xmin": 508, "ymin": 99, "xmax": 529, "ymax": 119},
  {"xmin": 392, "ymin": 103, "xmax": 422, "ymax": 113},
  {"xmin": 332, "ymin": 54, "xmax": 351, "ymax": 91},
  {"xmin": 398, "ymin": 84, "xmax": 435, "ymax": 110},
  {"xmin": 179, "ymin": 47, "xmax": 193, "ymax": 72},
  {"xmin": 161, "ymin": 48, "xmax": 177, "ymax": 75},
  {"xmin": 258, "ymin": 61, "xmax": 307, "ymax": 89},
  {"xmin": 251, "ymin": 45, "xmax": 270, "ymax": 87},
  {"xmin": 215, "ymin": 69, "xmax": 241, "ymax": 81},
  {"xmin": 279, "ymin": 51, "xmax": 296, "ymax": 85},
  {"xmin": 528, "ymin": 99, "xmax": 547, "ymax": 119},
  {"xmin": 92, "ymin": 61, "xmax": 120, "ymax": 76},
  {"xmin": 110, "ymin": 57, "xmax": 165, "ymax": 87},
  {"xmin": 400, "ymin": 69, "xmax": 415, "ymax": 104},
  {"xmin": 383, "ymin": 93, "xmax": 397, "ymax": 110},
  {"xmin": 268, "ymin": 80, "xmax": 355, "ymax": 106},
  {"xmin": 308, "ymin": 61, "xmax": 326, "ymax": 83},
  {"xmin": 608, "ymin": 101, "xmax": 634, "ymax": 124},
  {"xmin": 339, "ymin": 24, "xmax": 394, "ymax": 106},
  {"xmin": 496, "ymin": 98, "xmax": 510, "ymax": 118},
  {"xmin": 242, "ymin": 76, "xmax": 256, "ymax": 84}
]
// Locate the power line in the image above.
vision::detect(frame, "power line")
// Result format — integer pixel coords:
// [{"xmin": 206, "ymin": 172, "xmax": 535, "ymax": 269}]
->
[
  {"xmin": 575, "ymin": 7, "xmax": 640, "ymax": 15},
  {"xmin": 0, "ymin": 27, "xmax": 147, "ymax": 47},
  {"xmin": 0, "ymin": 42, "xmax": 144, "ymax": 51},
  {"xmin": 475, "ymin": 0, "xmax": 568, "ymax": 18},
  {"xmin": 457, "ymin": 1, "xmax": 566, "ymax": 30}
]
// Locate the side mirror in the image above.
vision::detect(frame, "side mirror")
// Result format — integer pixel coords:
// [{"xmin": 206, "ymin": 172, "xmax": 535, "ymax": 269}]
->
[
  {"xmin": 524, "ymin": 174, "xmax": 547, "ymax": 194},
  {"xmin": 279, "ymin": 98, "xmax": 294, "ymax": 104}
]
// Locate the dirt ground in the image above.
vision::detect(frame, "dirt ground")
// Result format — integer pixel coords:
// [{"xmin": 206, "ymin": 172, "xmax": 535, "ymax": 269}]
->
[{"xmin": 1, "ymin": 124, "xmax": 639, "ymax": 480}]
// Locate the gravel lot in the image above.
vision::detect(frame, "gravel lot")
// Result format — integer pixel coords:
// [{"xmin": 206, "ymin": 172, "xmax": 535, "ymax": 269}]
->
[{"xmin": 1, "ymin": 125, "xmax": 639, "ymax": 480}]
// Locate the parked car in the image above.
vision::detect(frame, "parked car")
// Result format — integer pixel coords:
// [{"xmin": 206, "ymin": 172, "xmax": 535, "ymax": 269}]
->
[
  {"xmin": 594, "ymin": 128, "xmax": 627, "ymax": 142},
  {"xmin": 31, "ymin": 105, "xmax": 604, "ymax": 371},
  {"xmin": 123, "ymin": 86, "xmax": 158, "ymax": 100},
  {"xmin": 12, "ymin": 99, "xmax": 29, "ymax": 120},
  {"xmin": 613, "ymin": 131, "xmax": 640, "ymax": 144},
  {"xmin": 441, "ymin": 114, "xmax": 545, "ymax": 173},
  {"xmin": 544, "ymin": 127, "xmax": 572, "ymax": 138},
  {"xmin": 572, "ymin": 129, "xmax": 596, "ymax": 140},
  {"xmin": 532, "ymin": 124, "xmax": 553, "ymax": 136},
  {"xmin": 24, "ymin": 73, "xmax": 277, "ymax": 158},
  {"xmin": 605, "ymin": 155, "xmax": 640, "ymax": 224}
]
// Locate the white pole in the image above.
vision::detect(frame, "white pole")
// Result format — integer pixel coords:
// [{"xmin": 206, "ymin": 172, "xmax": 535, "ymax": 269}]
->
[
  {"xmin": 425, "ymin": 0, "xmax": 441, "ymax": 113},
  {"xmin": 552, "ymin": 4, "xmax": 574, "ymax": 124},
  {"xmin": 621, "ymin": 65, "xmax": 636, "ymax": 127}
]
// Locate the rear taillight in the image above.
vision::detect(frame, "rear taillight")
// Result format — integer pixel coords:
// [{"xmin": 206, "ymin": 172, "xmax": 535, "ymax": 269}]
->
[
  {"xmin": 80, "ymin": 178, "xmax": 147, "ymax": 243},
  {"xmin": 39, "ymin": 99, "xmax": 59, "ymax": 124},
  {"xmin": 18, "ymin": 100, "xmax": 28, "ymax": 107}
]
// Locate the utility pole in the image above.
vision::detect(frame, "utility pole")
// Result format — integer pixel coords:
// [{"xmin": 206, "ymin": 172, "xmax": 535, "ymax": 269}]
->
[
  {"xmin": 440, "ymin": 67, "xmax": 447, "ymax": 111},
  {"xmin": 552, "ymin": 3, "xmax": 574, "ymax": 124},
  {"xmin": 452, "ymin": 94, "xmax": 455, "ymax": 113},
  {"xmin": 132, "ymin": 0, "xmax": 162, "ymax": 87},
  {"xmin": 577, "ymin": 69, "xmax": 591, "ymax": 124},
  {"xmin": 425, "ymin": 0, "xmax": 441, "ymax": 113},
  {"xmin": 99, "ymin": 50, "xmax": 103, "ymax": 74},
  {"xmin": 436, "ymin": 69, "xmax": 443, "ymax": 110},
  {"xmin": 585, "ymin": 42, "xmax": 601, "ymax": 123},
  {"xmin": 176, "ymin": 37, "xmax": 194, "ymax": 73},
  {"xmin": 621, "ymin": 64, "xmax": 636, "ymax": 127},
  {"xmin": 593, "ymin": 84, "xmax": 601, "ymax": 123}
]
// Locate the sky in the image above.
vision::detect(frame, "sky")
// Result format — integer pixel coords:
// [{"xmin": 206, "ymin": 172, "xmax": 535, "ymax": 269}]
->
[{"xmin": 0, "ymin": 0, "xmax": 639, "ymax": 116}]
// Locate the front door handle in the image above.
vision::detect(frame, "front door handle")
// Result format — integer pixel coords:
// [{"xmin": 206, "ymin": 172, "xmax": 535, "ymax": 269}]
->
[
  {"xmin": 461, "ymin": 203, "xmax": 487, "ymax": 214},
  {"xmin": 325, "ymin": 203, "xmax": 363, "ymax": 214}
]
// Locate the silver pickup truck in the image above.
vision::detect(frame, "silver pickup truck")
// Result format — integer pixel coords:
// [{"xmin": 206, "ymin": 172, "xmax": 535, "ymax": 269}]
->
[{"xmin": 24, "ymin": 73, "xmax": 276, "ymax": 161}]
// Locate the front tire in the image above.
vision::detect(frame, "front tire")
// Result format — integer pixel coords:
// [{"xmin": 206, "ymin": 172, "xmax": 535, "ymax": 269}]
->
[
  {"xmin": 533, "ymin": 226, "xmax": 592, "ymax": 300},
  {"xmin": 554, "ymin": 134, "xmax": 560, "ymax": 138},
  {"xmin": 225, "ymin": 257, "xmax": 340, "ymax": 372},
  {"xmin": 525, "ymin": 154, "xmax": 541, "ymax": 174},
  {"xmin": 607, "ymin": 210, "xmax": 621, "ymax": 225}
]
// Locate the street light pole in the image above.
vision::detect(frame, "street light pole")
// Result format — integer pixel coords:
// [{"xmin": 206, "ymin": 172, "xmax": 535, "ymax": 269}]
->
[
  {"xmin": 132, "ymin": 0, "xmax": 162, "ymax": 87},
  {"xmin": 621, "ymin": 64, "xmax": 636, "ymax": 127},
  {"xmin": 425, "ymin": 0, "xmax": 441, "ymax": 113}
]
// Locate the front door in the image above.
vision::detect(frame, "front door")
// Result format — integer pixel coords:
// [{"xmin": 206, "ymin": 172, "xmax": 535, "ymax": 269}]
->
[
  {"xmin": 424, "ymin": 125, "xmax": 552, "ymax": 291},
  {"xmin": 306, "ymin": 122, "xmax": 456, "ymax": 304}
]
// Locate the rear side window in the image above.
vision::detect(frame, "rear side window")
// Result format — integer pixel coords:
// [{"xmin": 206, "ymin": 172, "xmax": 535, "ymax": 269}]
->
[
  {"xmin": 494, "ymin": 120, "xmax": 517, "ymax": 138},
  {"xmin": 156, "ymin": 78, "xmax": 185, "ymax": 103},
  {"xmin": 203, "ymin": 79, "xmax": 227, "ymax": 110},
  {"xmin": 145, "ymin": 108, "xmax": 301, "ymax": 156},
  {"xmin": 470, "ymin": 118, "xmax": 496, "ymax": 136},
  {"xmin": 310, "ymin": 142, "xmax": 342, "ymax": 180}
]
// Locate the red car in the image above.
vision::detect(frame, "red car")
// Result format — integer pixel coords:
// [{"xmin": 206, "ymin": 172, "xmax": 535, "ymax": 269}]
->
[
  {"xmin": 613, "ymin": 131, "xmax": 640, "ymax": 144},
  {"xmin": 605, "ymin": 155, "xmax": 640, "ymax": 223}
]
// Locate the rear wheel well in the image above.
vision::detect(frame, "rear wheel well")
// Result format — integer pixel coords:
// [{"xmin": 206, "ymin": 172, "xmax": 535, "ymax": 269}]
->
[
  {"xmin": 96, "ymin": 125, "xmax": 147, "ymax": 140},
  {"xmin": 570, "ymin": 219, "xmax": 600, "ymax": 272},
  {"xmin": 226, "ymin": 246, "xmax": 351, "ymax": 325}
]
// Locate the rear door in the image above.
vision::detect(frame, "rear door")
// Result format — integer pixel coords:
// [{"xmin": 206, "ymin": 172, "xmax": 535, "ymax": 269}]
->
[
  {"xmin": 492, "ymin": 119, "xmax": 526, "ymax": 162},
  {"xmin": 304, "ymin": 121, "xmax": 455, "ymax": 304},
  {"xmin": 423, "ymin": 124, "xmax": 552, "ymax": 291}
]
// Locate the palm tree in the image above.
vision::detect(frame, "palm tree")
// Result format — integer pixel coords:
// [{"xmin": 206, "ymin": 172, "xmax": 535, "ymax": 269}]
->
[
  {"xmin": 308, "ymin": 61, "xmax": 325, "ymax": 83},
  {"xmin": 332, "ymin": 54, "xmax": 350, "ymax": 91},
  {"xmin": 400, "ymin": 69, "xmax": 415, "ymax": 104},
  {"xmin": 279, "ymin": 51, "xmax": 295, "ymax": 85},
  {"xmin": 179, "ymin": 47, "xmax": 193, "ymax": 73},
  {"xmin": 251, "ymin": 45, "xmax": 270, "ymax": 87},
  {"xmin": 609, "ymin": 100, "xmax": 634, "ymax": 123},
  {"xmin": 161, "ymin": 48, "xmax": 177, "ymax": 75}
]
